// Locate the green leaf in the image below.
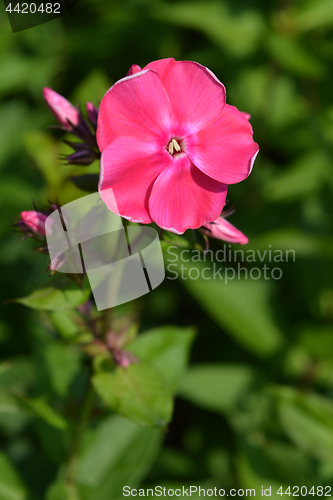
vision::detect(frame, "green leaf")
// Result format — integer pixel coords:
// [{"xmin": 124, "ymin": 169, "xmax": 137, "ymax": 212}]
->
[
  {"xmin": 93, "ymin": 363, "xmax": 173, "ymax": 427},
  {"xmin": 128, "ymin": 326, "xmax": 196, "ymax": 392},
  {"xmin": 299, "ymin": 326, "xmax": 333, "ymax": 361},
  {"xmin": 46, "ymin": 482, "xmax": 79, "ymax": 500},
  {"xmin": 13, "ymin": 282, "xmax": 90, "ymax": 312},
  {"xmin": 23, "ymin": 131, "xmax": 66, "ymax": 189},
  {"xmin": 263, "ymin": 150, "xmax": 331, "ymax": 202},
  {"xmin": 295, "ymin": 0, "xmax": 333, "ymax": 32},
  {"xmin": 11, "ymin": 394, "xmax": 68, "ymax": 430},
  {"xmin": 0, "ymin": 358, "xmax": 34, "ymax": 391},
  {"xmin": 50, "ymin": 310, "xmax": 89, "ymax": 340},
  {"xmin": 70, "ymin": 174, "xmax": 99, "ymax": 192},
  {"xmin": 179, "ymin": 365, "xmax": 255, "ymax": 414},
  {"xmin": 43, "ymin": 342, "xmax": 81, "ymax": 397},
  {"xmin": 182, "ymin": 263, "xmax": 284, "ymax": 357},
  {"xmin": 248, "ymin": 229, "xmax": 333, "ymax": 260},
  {"xmin": 267, "ymin": 33, "xmax": 324, "ymax": 78},
  {"xmin": 271, "ymin": 386, "xmax": 333, "ymax": 462},
  {"xmin": 152, "ymin": 1, "xmax": 264, "ymax": 57},
  {"xmin": 75, "ymin": 415, "xmax": 163, "ymax": 499},
  {"xmin": 0, "ymin": 451, "xmax": 28, "ymax": 500},
  {"xmin": 237, "ymin": 440, "xmax": 315, "ymax": 498}
]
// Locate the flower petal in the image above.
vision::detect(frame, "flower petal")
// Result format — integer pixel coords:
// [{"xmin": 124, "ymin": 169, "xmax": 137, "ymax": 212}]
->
[
  {"xmin": 201, "ymin": 216, "xmax": 249, "ymax": 244},
  {"xmin": 186, "ymin": 104, "xmax": 259, "ymax": 184},
  {"xmin": 99, "ymin": 136, "xmax": 172, "ymax": 223},
  {"xmin": 144, "ymin": 59, "xmax": 226, "ymax": 136},
  {"xmin": 149, "ymin": 154, "xmax": 228, "ymax": 234},
  {"xmin": 96, "ymin": 70, "xmax": 174, "ymax": 152}
]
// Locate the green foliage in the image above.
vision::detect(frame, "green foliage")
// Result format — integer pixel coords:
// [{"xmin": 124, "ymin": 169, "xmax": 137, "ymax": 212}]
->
[
  {"xmin": 0, "ymin": 451, "xmax": 28, "ymax": 500},
  {"xmin": 179, "ymin": 364, "xmax": 255, "ymax": 414},
  {"xmin": 13, "ymin": 282, "xmax": 90, "ymax": 311},
  {"xmin": 183, "ymin": 263, "xmax": 285, "ymax": 357},
  {"xmin": 128, "ymin": 325, "xmax": 196, "ymax": 392},
  {"xmin": 93, "ymin": 364, "xmax": 173, "ymax": 428},
  {"xmin": 1, "ymin": 0, "xmax": 333, "ymax": 497},
  {"xmin": 74, "ymin": 415, "xmax": 163, "ymax": 500}
]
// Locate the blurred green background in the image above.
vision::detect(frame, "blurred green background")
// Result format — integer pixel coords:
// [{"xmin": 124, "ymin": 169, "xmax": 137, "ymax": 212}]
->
[{"xmin": 1, "ymin": 0, "xmax": 333, "ymax": 498}]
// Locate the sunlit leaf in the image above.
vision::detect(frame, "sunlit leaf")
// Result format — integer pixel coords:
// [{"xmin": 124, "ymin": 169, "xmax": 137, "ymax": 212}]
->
[
  {"xmin": 72, "ymin": 69, "xmax": 111, "ymax": 108},
  {"xmin": 179, "ymin": 364, "xmax": 255, "ymax": 413},
  {"xmin": 0, "ymin": 451, "xmax": 28, "ymax": 500},
  {"xmin": 128, "ymin": 325, "xmax": 196, "ymax": 392},
  {"xmin": 262, "ymin": 150, "xmax": 331, "ymax": 202},
  {"xmin": 267, "ymin": 33, "xmax": 324, "ymax": 77},
  {"xmin": 182, "ymin": 262, "xmax": 285, "ymax": 357},
  {"xmin": 43, "ymin": 341, "xmax": 82, "ymax": 397},
  {"xmin": 93, "ymin": 363, "xmax": 173, "ymax": 428},
  {"xmin": 11, "ymin": 394, "xmax": 68, "ymax": 430},
  {"xmin": 152, "ymin": 1, "xmax": 265, "ymax": 57},
  {"xmin": 13, "ymin": 282, "xmax": 90, "ymax": 312},
  {"xmin": 271, "ymin": 386, "xmax": 333, "ymax": 462},
  {"xmin": 23, "ymin": 131, "xmax": 66, "ymax": 190},
  {"xmin": 295, "ymin": 0, "xmax": 333, "ymax": 32},
  {"xmin": 75, "ymin": 415, "xmax": 163, "ymax": 500},
  {"xmin": 46, "ymin": 482, "xmax": 78, "ymax": 500}
]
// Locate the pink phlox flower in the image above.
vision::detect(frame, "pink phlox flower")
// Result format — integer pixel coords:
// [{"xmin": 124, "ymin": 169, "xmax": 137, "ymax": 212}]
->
[{"xmin": 97, "ymin": 58, "xmax": 259, "ymax": 234}]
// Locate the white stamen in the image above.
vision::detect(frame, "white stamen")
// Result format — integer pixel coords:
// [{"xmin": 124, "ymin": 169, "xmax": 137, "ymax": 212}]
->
[
  {"xmin": 168, "ymin": 141, "xmax": 174, "ymax": 155},
  {"xmin": 172, "ymin": 138, "xmax": 181, "ymax": 152},
  {"xmin": 167, "ymin": 138, "xmax": 181, "ymax": 155}
]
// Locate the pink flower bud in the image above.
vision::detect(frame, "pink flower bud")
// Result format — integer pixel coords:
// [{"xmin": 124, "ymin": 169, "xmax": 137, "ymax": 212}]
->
[
  {"xmin": 241, "ymin": 111, "xmax": 251, "ymax": 120},
  {"xmin": 113, "ymin": 349, "xmax": 136, "ymax": 368},
  {"xmin": 43, "ymin": 87, "xmax": 81, "ymax": 131},
  {"xmin": 20, "ymin": 211, "xmax": 47, "ymax": 237},
  {"xmin": 126, "ymin": 64, "xmax": 142, "ymax": 76},
  {"xmin": 86, "ymin": 102, "xmax": 99, "ymax": 129},
  {"xmin": 201, "ymin": 216, "xmax": 249, "ymax": 245}
]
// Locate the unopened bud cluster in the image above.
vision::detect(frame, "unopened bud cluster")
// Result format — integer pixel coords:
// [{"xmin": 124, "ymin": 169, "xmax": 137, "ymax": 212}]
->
[{"xmin": 43, "ymin": 88, "xmax": 100, "ymax": 166}]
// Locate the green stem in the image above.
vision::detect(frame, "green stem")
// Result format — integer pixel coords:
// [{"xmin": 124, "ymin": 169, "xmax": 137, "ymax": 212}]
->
[
  {"xmin": 103, "ymin": 307, "xmax": 113, "ymax": 338},
  {"xmin": 66, "ymin": 374, "xmax": 95, "ymax": 487}
]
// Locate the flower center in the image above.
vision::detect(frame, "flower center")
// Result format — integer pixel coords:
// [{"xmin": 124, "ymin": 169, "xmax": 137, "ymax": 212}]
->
[{"xmin": 167, "ymin": 138, "xmax": 182, "ymax": 155}]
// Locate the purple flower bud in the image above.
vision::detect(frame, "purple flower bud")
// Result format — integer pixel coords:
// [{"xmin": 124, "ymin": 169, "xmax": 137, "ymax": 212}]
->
[
  {"xmin": 64, "ymin": 141, "xmax": 98, "ymax": 165},
  {"xmin": 66, "ymin": 150, "xmax": 97, "ymax": 165},
  {"xmin": 86, "ymin": 102, "xmax": 99, "ymax": 129}
]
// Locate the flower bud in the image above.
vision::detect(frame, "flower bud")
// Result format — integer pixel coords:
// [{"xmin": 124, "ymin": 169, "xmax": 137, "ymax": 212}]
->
[
  {"xmin": 86, "ymin": 102, "xmax": 99, "ymax": 129},
  {"xmin": 113, "ymin": 349, "xmax": 137, "ymax": 368},
  {"xmin": 20, "ymin": 211, "xmax": 47, "ymax": 237},
  {"xmin": 63, "ymin": 141, "xmax": 98, "ymax": 166},
  {"xmin": 43, "ymin": 87, "xmax": 81, "ymax": 131},
  {"xmin": 126, "ymin": 64, "xmax": 142, "ymax": 76},
  {"xmin": 201, "ymin": 216, "xmax": 248, "ymax": 245},
  {"xmin": 241, "ymin": 111, "xmax": 251, "ymax": 120}
]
